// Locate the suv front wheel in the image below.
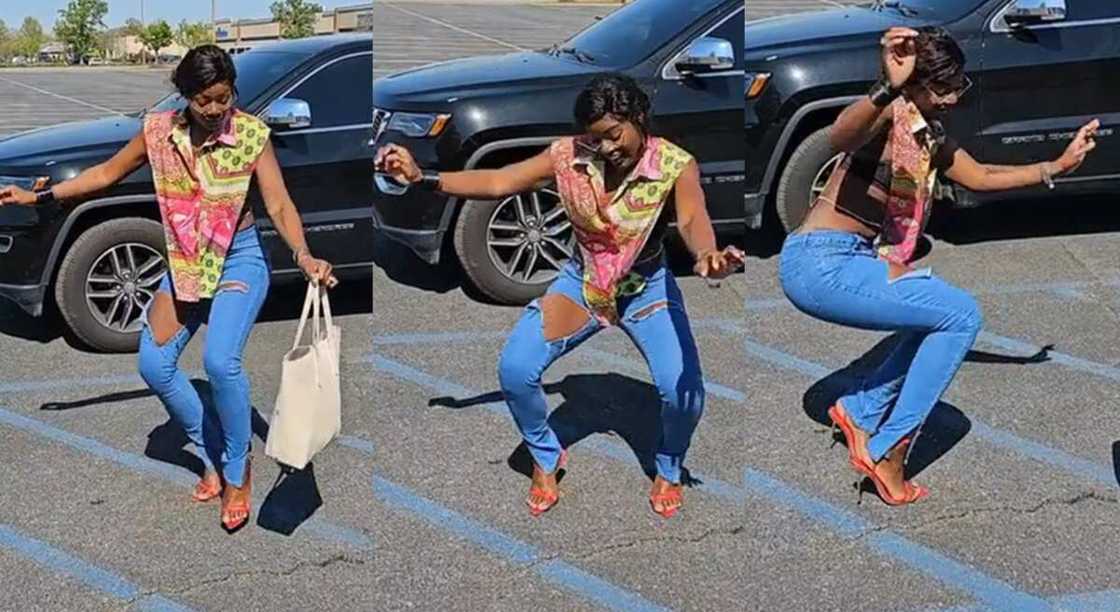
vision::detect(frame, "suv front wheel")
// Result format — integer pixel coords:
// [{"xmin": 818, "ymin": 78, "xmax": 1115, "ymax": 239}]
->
[
  {"xmin": 453, "ymin": 188, "xmax": 576, "ymax": 304},
  {"xmin": 775, "ymin": 126, "xmax": 843, "ymax": 233},
  {"xmin": 55, "ymin": 217, "xmax": 167, "ymax": 353}
]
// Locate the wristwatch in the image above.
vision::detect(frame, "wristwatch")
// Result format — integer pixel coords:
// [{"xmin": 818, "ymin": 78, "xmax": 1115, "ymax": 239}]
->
[
  {"xmin": 868, "ymin": 77, "xmax": 901, "ymax": 107},
  {"xmin": 34, "ymin": 188, "xmax": 55, "ymax": 205},
  {"xmin": 419, "ymin": 169, "xmax": 442, "ymax": 191}
]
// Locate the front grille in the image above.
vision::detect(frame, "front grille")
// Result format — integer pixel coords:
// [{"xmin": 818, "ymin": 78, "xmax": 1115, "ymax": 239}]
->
[{"xmin": 372, "ymin": 108, "xmax": 392, "ymax": 143}]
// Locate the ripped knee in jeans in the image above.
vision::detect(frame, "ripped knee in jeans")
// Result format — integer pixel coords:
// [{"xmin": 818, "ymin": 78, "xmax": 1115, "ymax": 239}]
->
[
  {"xmin": 145, "ymin": 291, "xmax": 186, "ymax": 347},
  {"xmin": 539, "ymin": 293, "xmax": 590, "ymax": 342},
  {"xmin": 215, "ymin": 280, "xmax": 249, "ymax": 295}
]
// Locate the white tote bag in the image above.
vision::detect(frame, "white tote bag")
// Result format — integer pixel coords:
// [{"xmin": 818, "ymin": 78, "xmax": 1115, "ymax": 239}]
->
[{"xmin": 265, "ymin": 282, "xmax": 342, "ymax": 470}]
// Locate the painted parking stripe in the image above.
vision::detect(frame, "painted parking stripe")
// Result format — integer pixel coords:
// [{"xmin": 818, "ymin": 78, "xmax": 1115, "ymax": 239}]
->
[
  {"xmin": 0, "ymin": 524, "xmax": 194, "ymax": 611},
  {"xmin": 977, "ymin": 331, "xmax": 1120, "ymax": 384},
  {"xmin": 733, "ymin": 331, "xmax": 1117, "ymax": 488},
  {"xmin": 373, "ymin": 478, "xmax": 670, "ymax": 612},
  {"xmin": 366, "ymin": 351, "xmax": 1045, "ymax": 608},
  {"xmin": 0, "ymin": 407, "xmax": 372, "ymax": 550}
]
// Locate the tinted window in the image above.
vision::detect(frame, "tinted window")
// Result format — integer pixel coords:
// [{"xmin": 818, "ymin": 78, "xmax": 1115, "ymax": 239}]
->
[
  {"xmin": 286, "ymin": 54, "xmax": 373, "ymax": 128},
  {"xmin": 1066, "ymin": 1, "xmax": 1120, "ymax": 20},
  {"xmin": 150, "ymin": 51, "xmax": 309, "ymax": 113},
  {"xmin": 555, "ymin": 0, "xmax": 728, "ymax": 69}
]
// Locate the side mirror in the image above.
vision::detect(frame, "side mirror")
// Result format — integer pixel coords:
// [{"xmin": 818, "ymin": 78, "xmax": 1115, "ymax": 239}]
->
[
  {"xmin": 1004, "ymin": 0, "xmax": 1066, "ymax": 28},
  {"xmin": 264, "ymin": 98, "xmax": 312, "ymax": 130},
  {"xmin": 675, "ymin": 36, "xmax": 735, "ymax": 75}
]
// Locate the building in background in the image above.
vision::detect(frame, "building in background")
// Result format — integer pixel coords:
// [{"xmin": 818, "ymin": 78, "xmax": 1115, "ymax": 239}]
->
[
  {"xmin": 215, "ymin": 3, "xmax": 372, "ymax": 53},
  {"xmin": 102, "ymin": 28, "xmax": 190, "ymax": 63}
]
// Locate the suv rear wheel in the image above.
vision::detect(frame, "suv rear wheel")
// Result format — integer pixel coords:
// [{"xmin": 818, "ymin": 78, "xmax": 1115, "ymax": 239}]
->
[
  {"xmin": 775, "ymin": 126, "xmax": 843, "ymax": 233},
  {"xmin": 453, "ymin": 187, "xmax": 576, "ymax": 304},
  {"xmin": 55, "ymin": 217, "xmax": 167, "ymax": 353}
]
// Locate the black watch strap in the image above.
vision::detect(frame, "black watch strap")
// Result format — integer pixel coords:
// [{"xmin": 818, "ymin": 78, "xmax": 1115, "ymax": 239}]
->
[
  {"xmin": 868, "ymin": 77, "xmax": 901, "ymax": 107},
  {"xmin": 419, "ymin": 169, "xmax": 442, "ymax": 191},
  {"xmin": 34, "ymin": 188, "xmax": 55, "ymax": 205}
]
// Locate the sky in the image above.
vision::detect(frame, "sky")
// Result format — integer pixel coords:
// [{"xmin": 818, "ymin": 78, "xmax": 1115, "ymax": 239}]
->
[{"xmin": 3, "ymin": 1, "xmax": 367, "ymax": 30}]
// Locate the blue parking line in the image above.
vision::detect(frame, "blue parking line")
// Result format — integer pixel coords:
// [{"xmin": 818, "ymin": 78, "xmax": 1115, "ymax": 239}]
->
[
  {"xmin": 743, "ymin": 278, "xmax": 1120, "ymax": 312},
  {"xmin": 367, "ymin": 351, "xmax": 1047, "ymax": 607},
  {"xmin": 0, "ymin": 407, "xmax": 373, "ymax": 550},
  {"xmin": 742, "ymin": 471, "xmax": 1050, "ymax": 611},
  {"xmin": 373, "ymin": 478, "xmax": 670, "ymax": 612},
  {"xmin": 977, "ymin": 332, "xmax": 1120, "ymax": 384},
  {"xmin": 735, "ymin": 329, "xmax": 1117, "ymax": 488},
  {"xmin": 0, "ymin": 524, "xmax": 194, "ymax": 611}
]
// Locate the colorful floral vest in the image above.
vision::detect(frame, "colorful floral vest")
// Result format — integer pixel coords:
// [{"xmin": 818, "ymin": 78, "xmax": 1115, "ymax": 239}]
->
[
  {"xmin": 550, "ymin": 136, "xmax": 693, "ymax": 324},
  {"xmin": 143, "ymin": 109, "xmax": 270, "ymax": 302}
]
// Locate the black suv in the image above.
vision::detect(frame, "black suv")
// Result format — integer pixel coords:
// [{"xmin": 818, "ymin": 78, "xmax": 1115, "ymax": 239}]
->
[
  {"xmin": 746, "ymin": 0, "xmax": 1120, "ymax": 232},
  {"xmin": 371, "ymin": 0, "xmax": 745, "ymax": 304},
  {"xmin": 0, "ymin": 34, "xmax": 373, "ymax": 352}
]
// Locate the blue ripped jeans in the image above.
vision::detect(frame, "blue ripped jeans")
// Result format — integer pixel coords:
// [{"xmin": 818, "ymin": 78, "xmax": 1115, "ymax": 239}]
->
[
  {"xmin": 497, "ymin": 259, "xmax": 705, "ymax": 484},
  {"xmin": 779, "ymin": 231, "xmax": 983, "ymax": 463},
  {"xmin": 137, "ymin": 227, "xmax": 270, "ymax": 487}
]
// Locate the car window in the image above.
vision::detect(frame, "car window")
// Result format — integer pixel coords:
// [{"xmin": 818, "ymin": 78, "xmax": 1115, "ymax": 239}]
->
[
  {"xmin": 149, "ymin": 51, "xmax": 309, "ymax": 113},
  {"xmin": 285, "ymin": 54, "xmax": 373, "ymax": 129},
  {"xmin": 1065, "ymin": 0, "xmax": 1120, "ymax": 21}
]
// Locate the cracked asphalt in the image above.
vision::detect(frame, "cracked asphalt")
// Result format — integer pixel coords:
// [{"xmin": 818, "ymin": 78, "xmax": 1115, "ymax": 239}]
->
[{"xmin": 3, "ymin": 2, "xmax": 1120, "ymax": 611}]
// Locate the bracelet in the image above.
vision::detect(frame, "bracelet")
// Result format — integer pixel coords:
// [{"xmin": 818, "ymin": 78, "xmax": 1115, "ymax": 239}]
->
[
  {"xmin": 1039, "ymin": 162, "xmax": 1056, "ymax": 190},
  {"xmin": 34, "ymin": 188, "xmax": 55, "ymax": 205},
  {"xmin": 292, "ymin": 246, "xmax": 311, "ymax": 264},
  {"xmin": 419, "ymin": 169, "xmax": 441, "ymax": 191},
  {"xmin": 868, "ymin": 77, "xmax": 901, "ymax": 108}
]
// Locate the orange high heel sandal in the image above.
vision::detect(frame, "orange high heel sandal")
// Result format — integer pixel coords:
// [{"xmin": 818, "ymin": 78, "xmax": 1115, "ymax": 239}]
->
[
  {"xmin": 648, "ymin": 483, "xmax": 683, "ymax": 519},
  {"xmin": 220, "ymin": 461, "xmax": 252, "ymax": 532},
  {"xmin": 192, "ymin": 472, "xmax": 222, "ymax": 503},
  {"xmin": 527, "ymin": 450, "xmax": 568, "ymax": 517},
  {"xmin": 860, "ymin": 439, "xmax": 929, "ymax": 507},
  {"xmin": 828, "ymin": 403, "xmax": 868, "ymax": 473}
]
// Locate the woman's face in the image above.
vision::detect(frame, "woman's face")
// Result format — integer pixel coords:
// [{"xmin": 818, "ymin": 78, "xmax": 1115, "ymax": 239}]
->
[
  {"xmin": 584, "ymin": 114, "xmax": 645, "ymax": 171},
  {"xmin": 187, "ymin": 81, "xmax": 234, "ymax": 133}
]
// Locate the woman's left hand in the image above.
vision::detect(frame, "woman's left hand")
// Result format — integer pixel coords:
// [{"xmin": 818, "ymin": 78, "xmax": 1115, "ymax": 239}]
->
[
  {"xmin": 694, "ymin": 246, "xmax": 746, "ymax": 281},
  {"xmin": 299, "ymin": 254, "xmax": 338, "ymax": 288}
]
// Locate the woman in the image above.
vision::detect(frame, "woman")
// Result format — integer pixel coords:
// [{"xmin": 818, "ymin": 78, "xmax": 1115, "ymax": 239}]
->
[
  {"xmin": 0, "ymin": 45, "xmax": 338, "ymax": 531},
  {"xmin": 779, "ymin": 27, "xmax": 1098, "ymax": 505},
  {"xmin": 375, "ymin": 74, "xmax": 744, "ymax": 518}
]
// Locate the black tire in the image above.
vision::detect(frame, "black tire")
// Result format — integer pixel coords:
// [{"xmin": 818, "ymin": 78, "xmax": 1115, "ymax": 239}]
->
[
  {"xmin": 55, "ymin": 217, "xmax": 167, "ymax": 353},
  {"xmin": 775, "ymin": 126, "xmax": 843, "ymax": 233},
  {"xmin": 453, "ymin": 188, "xmax": 575, "ymax": 305}
]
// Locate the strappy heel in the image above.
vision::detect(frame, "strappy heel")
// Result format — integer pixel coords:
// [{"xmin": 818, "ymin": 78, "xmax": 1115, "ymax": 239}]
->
[
  {"xmin": 527, "ymin": 450, "xmax": 568, "ymax": 517},
  {"xmin": 857, "ymin": 439, "xmax": 929, "ymax": 507},
  {"xmin": 648, "ymin": 482, "xmax": 683, "ymax": 519},
  {"xmin": 192, "ymin": 472, "xmax": 222, "ymax": 503},
  {"xmin": 827, "ymin": 403, "xmax": 867, "ymax": 473},
  {"xmin": 220, "ymin": 460, "xmax": 252, "ymax": 532}
]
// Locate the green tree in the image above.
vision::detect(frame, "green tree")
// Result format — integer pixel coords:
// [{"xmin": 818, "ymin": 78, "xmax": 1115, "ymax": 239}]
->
[
  {"xmin": 13, "ymin": 17, "xmax": 48, "ymax": 60},
  {"xmin": 0, "ymin": 20, "xmax": 10, "ymax": 62},
  {"xmin": 124, "ymin": 18, "xmax": 144, "ymax": 37},
  {"xmin": 175, "ymin": 20, "xmax": 214, "ymax": 50},
  {"xmin": 54, "ymin": 0, "xmax": 109, "ymax": 64},
  {"xmin": 270, "ymin": 0, "xmax": 323, "ymax": 39},
  {"xmin": 139, "ymin": 20, "xmax": 174, "ymax": 62}
]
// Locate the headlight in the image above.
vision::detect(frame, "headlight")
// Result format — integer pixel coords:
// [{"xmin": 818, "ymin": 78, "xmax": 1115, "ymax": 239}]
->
[
  {"xmin": 387, "ymin": 112, "xmax": 452, "ymax": 138},
  {"xmin": 0, "ymin": 175, "xmax": 50, "ymax": 191},
  {"xmin": 745, "ymin": 73, "xmax": 771, "ymax": 100}
]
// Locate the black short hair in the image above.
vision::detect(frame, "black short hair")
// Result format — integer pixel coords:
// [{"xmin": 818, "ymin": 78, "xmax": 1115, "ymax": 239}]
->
[
  {"xmin": 912, "ymin": 26, "xmax": 966, "ymax": 91},
  {"xmin": 573, "ymin": 73, "xmax": 651, "ymax": 134},
  {"xmin": 171, "ymin": 44, "xmax": 237, "ymax": 99}
]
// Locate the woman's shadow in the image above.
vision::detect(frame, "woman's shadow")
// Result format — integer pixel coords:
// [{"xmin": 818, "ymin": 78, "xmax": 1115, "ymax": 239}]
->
[
  {"xmin": 803, "ymin": 332, "xmax": 1052, "ymax": 482},
  {"xmin": 429, "ymin": 372, "xmax": 699, "ymax": 487},
  {"xmin": 44, "ymin": 379, "xmax": 324, "ymax": 536}
]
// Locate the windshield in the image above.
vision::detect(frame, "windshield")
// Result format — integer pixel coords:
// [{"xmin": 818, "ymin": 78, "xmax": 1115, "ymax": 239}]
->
[
  {"xmin": 549, "ymin": 0, "xmax": 728, "ymax": 69},
  {"xmin": 869, "ymin": 0, "xmax": 988, "ymax": 22},
  {"xmin": 148, "ymin": 50, "xmax": 310, "ymax": 113}
]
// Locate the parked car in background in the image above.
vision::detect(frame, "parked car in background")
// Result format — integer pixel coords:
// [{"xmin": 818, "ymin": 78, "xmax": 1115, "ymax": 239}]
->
[
  {"xmin": 0, "ymin": 34, "xmax": 373, "ymax": 352},
  {"xmin": 746, "ymin": 0, "xmax": 1120, "ymax": 232},
  {"xmin": 372, "ymin": 0, "xmax": 745, "ymax": 305}
]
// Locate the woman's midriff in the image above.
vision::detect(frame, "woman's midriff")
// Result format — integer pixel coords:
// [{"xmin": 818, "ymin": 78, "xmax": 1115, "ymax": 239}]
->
[{"xmin": 795, "ymin": 197, "xmax": 878, "ymax": 239}]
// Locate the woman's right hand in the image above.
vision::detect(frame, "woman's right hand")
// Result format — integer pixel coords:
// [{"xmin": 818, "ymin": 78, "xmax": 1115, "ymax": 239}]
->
[
  {"xmin": 0, "ymin": 185, "xmax": 36, "ymax": 206},
  {"xmin": 374, "ymin": 144, "xmax": 422, "ymax": 185},
  {"xmin": 881, "ymin": 27, "xmax": 919, "ymax": 89}
]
